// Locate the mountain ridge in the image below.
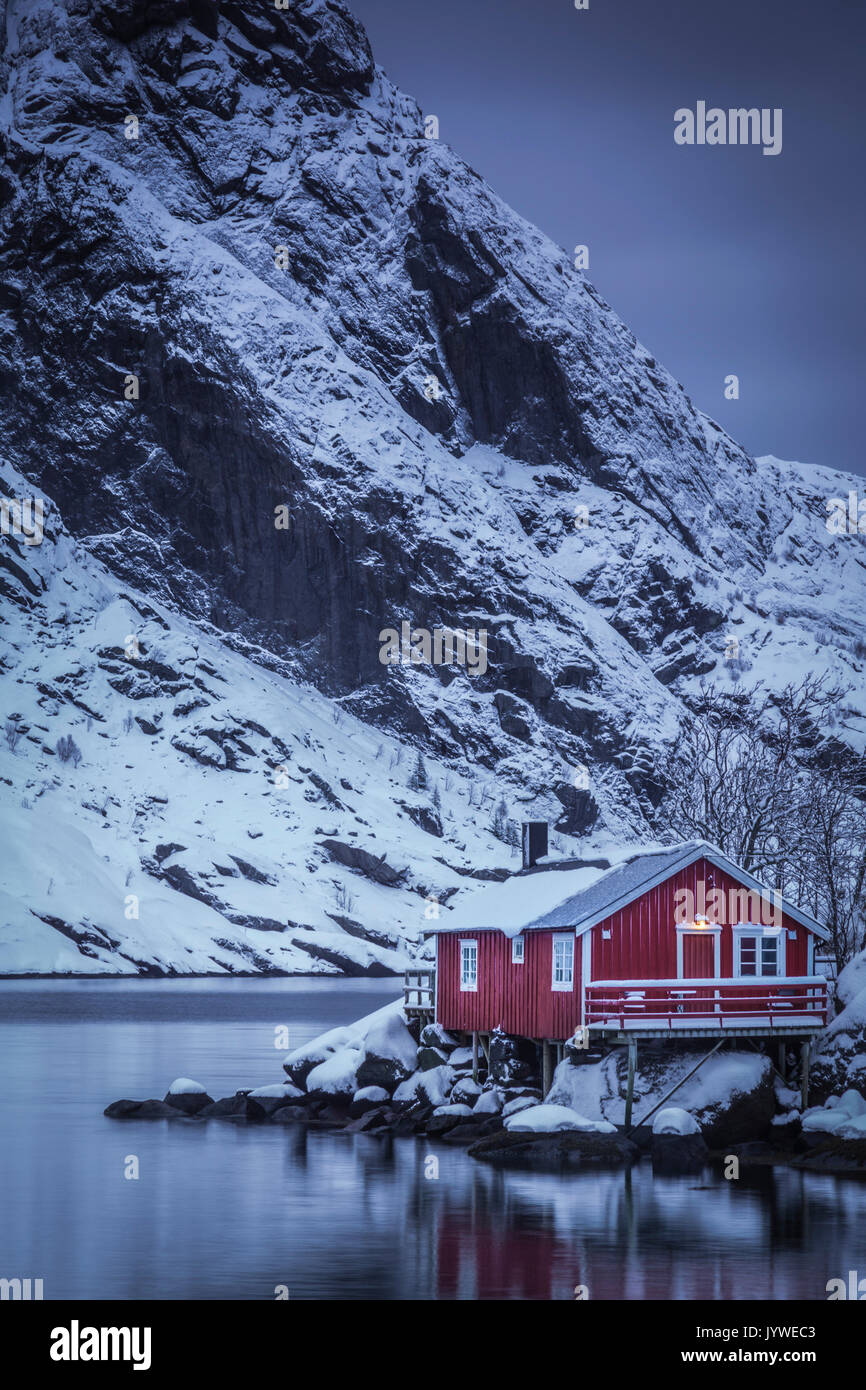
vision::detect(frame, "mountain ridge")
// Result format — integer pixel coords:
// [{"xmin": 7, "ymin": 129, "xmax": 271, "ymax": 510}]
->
[{"xmin": 0, "ymin": 0, "xmax": 863, "ymax": 973}]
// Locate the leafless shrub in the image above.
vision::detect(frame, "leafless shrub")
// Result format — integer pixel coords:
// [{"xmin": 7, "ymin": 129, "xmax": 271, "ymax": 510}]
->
[{"xmin": 56, "ymin": 734, "xmax": 82, "ymax": 767}]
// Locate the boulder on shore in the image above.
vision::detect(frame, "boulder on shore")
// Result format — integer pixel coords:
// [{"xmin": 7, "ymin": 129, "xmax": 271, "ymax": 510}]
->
[
  {"xmin": 650, "ymin": 1132, "xmax": 709, "ymax": 1174},
  {"xmin": 104, "ymin": 1098, "xmax": 187, "ymax": 1120},
  {"xmin": 354, "ymin": 1011, "xmax": 418, "ymax": 1091},
  {"xmin": 468, "ymin": 1127, "xmax": 638, "ymax": 1171},
  {"xmin": 488, "ymin": 1029, "xmax": 537, "ymax": 1086},
  {"xmin": 164, "ymin": 1079, "xmax": 213, "ymax": 1115}
]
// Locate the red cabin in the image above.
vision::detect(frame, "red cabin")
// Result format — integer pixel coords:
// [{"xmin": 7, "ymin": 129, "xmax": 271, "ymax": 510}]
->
[{"xmin": 423, "ymin": 839, "xmax": 829, "ymax": 1047}]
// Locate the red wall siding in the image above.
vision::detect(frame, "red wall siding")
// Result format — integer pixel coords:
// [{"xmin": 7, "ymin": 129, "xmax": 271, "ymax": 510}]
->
[
  {"xmin": 437, "ymin": 929, "xmax": 581, "ymax": 1041},
  {"xmin": 590, "ymin": 857, "xmax": 809, "ymax": 980}
]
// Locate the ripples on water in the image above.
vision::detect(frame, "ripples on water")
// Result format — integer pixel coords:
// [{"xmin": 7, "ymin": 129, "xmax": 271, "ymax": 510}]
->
[{"xmin": 1, "ymin": 978, "xmax": 864, "ymax": 1300}]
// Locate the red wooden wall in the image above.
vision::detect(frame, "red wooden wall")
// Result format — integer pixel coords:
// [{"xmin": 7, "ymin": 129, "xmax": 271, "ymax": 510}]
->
[
  {"xmin": 589, "ymin": 857, "xmax": 809, "ymax": 981},
  {"xmin": 436, "ymin": 928, "xmax": 581, "ymax": 1040},
  {"xmin": 435, "ymin": 857, "xmax": 812, "ymax": 1041}
]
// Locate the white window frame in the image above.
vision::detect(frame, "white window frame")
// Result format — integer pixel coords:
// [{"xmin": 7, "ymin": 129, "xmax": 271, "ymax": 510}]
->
[
  {"xmin": 459, "ymin": 938, "xmax": 478, "ymax": 992},
  {"xmin": 511, "ymin": 935, "xmax": 524, "ymax": 964},
  {"xmin": 675, "ymin": 925, "xmax": 721, "ymax": 979},
  {"xmin": 551, "ymin": 933, "xmax": 575, "ymax": 992},
  {"xmin": 732, "ymin": 924, "xmax": 785, "ymax": 978}
]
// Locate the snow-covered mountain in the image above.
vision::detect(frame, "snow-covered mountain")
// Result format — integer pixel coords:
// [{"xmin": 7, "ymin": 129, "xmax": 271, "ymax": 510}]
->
[{"xmin": 1, "ymin": 0, "xmax": 864, "ymax": 974}]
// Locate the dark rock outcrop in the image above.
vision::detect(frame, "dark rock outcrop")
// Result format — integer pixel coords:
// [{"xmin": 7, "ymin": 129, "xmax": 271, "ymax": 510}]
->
[{"xmin": 468, "ymin": 1128, "xmax": 639, "ymax": 1171}]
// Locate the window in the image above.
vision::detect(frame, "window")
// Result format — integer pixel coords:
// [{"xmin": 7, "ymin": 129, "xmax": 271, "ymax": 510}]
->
[
  {"xmin": 460, "ymin": 939, "xmax": 478, "ymax": 992},
  {"xmin": 735, "ymin": 928, "xmax": 783, "ymax": 977},
  {"xmin": 511, "ymin": 936, "xmax": 524, "ymax": 964},
  {"xmin": 552, "ymin": 933, "xmax": 574, "ymax": 991}
]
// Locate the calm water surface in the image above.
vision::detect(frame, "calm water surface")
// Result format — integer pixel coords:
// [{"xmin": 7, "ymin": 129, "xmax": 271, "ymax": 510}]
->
[{"xmin": 1, "ymin": 978, "xmax": 864, "ymax": 1300}]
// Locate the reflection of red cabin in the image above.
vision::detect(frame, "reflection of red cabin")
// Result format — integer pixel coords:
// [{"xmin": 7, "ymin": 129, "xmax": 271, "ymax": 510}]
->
[{"xmin": 426, "ymin": 839, "xmax": 829, "ymax": 1045}]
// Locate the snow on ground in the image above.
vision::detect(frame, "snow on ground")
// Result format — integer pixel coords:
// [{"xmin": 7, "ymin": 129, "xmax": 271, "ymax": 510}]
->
[
  {"xmin": 802, "ymin": 1089, "xmax": 866, "ymax": 1135},
  {"xmin": 547, "ymin": 1050, "xmax": 771, "ymax": 1128}
]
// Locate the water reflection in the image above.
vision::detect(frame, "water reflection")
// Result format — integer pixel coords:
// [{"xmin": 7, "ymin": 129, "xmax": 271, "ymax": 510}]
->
[{"xmin": 1, "ymin": 981, "xmax": 865, "ymax": 1300}]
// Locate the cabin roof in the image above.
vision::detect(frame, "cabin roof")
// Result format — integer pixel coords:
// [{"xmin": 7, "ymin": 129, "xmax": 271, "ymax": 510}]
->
[{"xmin": 427, "ymin": 839, "xmax": 829, "ymax": 941}]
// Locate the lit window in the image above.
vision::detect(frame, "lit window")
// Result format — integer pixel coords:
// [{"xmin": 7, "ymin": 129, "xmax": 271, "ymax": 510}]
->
[
  {"xmin": 460, "ymin": 940, "xmax": 478, "ymax": 992},
  {"xmin": 512, "ymin": 936, "xmax": 524, "ymax": 964},
  {"xmin": 552, "ymin": 934, "xmax": 574, "ymax": 991}
]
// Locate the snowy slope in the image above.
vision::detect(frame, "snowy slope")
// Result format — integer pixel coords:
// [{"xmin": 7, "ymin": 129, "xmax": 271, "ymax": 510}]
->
[
  {"xmin": 0, "ymin": 457, "xmax": 549, "ymax": 974},
  {"xmin": 0, "ymin": 0, "xmax": 864, "ymax": 973}
]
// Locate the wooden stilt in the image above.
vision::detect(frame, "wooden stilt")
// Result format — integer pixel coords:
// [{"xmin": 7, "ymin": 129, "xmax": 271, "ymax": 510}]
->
[
  {"xmin": 472, "ymin": 1031, "xmax": 479, "ymax": 1083},
  {"xmin": 542, "ymin": 1039, "xmax": 553, "ymax": 1097},
  {"xmin": 624, "ymin": 1036, "xmax": 638, "ymax": 1129},
  {"xmin": 777, "ymin": 1042, "xmax": 786, "ymax": 1083},
  {"xmin": 800, "ymin": 1040, "xmax": 811, "ymax": 1111}
]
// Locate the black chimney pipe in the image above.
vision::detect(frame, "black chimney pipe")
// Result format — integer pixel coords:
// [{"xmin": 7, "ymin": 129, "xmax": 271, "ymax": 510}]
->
[{"xmin": 522, "ymin": 821, "xmax": 548, "ymax": 871}]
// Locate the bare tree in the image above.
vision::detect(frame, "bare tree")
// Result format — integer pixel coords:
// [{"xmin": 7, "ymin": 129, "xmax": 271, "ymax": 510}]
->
[
  {"xmin": 664, "ymin": 675, "xmax": 865, "ymax": 967},
  {"xmin": 56, "ymin": 734, "xmax": 82, "ymax": 767}
]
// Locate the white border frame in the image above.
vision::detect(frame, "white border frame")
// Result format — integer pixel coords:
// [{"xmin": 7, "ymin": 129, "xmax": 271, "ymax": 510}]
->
[{"xmin": 511, "ymin": 935, "xmax": 525, "ymax": 965}]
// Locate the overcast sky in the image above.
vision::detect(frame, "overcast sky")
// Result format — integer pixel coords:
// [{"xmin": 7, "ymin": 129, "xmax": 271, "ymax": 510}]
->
[{"xmin": 351, "ymin": 0, "xmax": 865, "ymax": 477}]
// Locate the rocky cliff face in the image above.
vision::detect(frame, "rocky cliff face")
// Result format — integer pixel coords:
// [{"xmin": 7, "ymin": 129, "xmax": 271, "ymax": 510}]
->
[{"xmin": 0, "ymin": 0, "xmax": 864, "ymax": 972}]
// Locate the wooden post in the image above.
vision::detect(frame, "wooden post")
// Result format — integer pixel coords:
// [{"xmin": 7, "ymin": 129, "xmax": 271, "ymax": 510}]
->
[
  {"xmin": 542, "ymin": 1040, "xmax": 553, "ymax": 1098},
  {"xmin": 800, "ymin": 1040, "xmax": 811, "ymax": 1111},
  {"xmin": 624, "ymin": 1037, "xmax": 638, "ymax": 1129},
  {"xmin": 472, "ymin": 1031, "xmax": 479, "ymax": 1084},
  {"xmin": 777, "ymin": 1042, "xmax": 786, "ymax": 1083}
]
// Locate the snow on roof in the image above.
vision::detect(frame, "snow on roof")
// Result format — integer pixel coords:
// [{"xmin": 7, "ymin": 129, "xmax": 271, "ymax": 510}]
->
[{"xmin": 429, "ymin": 840, "xmax": 828, "ymax": 940}]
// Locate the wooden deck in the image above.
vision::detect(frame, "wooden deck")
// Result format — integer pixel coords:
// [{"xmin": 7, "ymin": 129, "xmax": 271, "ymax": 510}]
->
[{"xmin": 585, "ymin": 975, "xmax": 828, "ymax": 1039}]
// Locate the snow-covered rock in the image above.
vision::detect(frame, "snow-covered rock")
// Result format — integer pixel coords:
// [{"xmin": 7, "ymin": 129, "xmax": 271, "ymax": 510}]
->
[
  {"xmin": 432, "ymin": 1103, "xmax": 474, "ymax": 1118},
  {"xmin": 451, "ymin": 1077, "xmax": 482, "ymax": 1105},
  {"xmin": 355, "ymin": 1010, "xmax": 418, "ymax": 1091},
  {"xmin": 812, "ymin": 966, "xmax": 866, "ymax": 1101},
  {"xmin": 163, "ymin": 1078, "xmax": 213, "ymax": 1115},
  {"xmin": 305, "ymin": 1048, "xmax": 361, "ymax": 1099},
  {"xmin": 547, "ymin": 1050, "xmax": 774, "ymax": 1145},
  {"xmin": 505, "ymin": 1104, "xmax": 616, "ymax": 1134},
  {"xmin": 473, "ymin": 1087, "xmax": 505, "ymax": 1115},
  {"xmin": 353, "ymin": 1085, "xmax": 389, "ymax": 1105},
  {"xmin": 393, "ymin": 1064, "xmax": 455, "ymax": 1109},
  {"xmin": 802, "ymin": 1089, "xmax": 866, "ymax": 1134},
  {"xmin": 652, "ymin": 1107, "xmax": 701, "ymax": 1136},
  {"xmin": 167, "ymin": 1078, "xmax": 207, "ymax": 1095},
  {"xmin": 501, "ymin": 1095, "xmax": 538, "ymax": 1118},
  {"xmin": 249, "ymin": 1083, "xmax": 303, "ymax": 1100}
]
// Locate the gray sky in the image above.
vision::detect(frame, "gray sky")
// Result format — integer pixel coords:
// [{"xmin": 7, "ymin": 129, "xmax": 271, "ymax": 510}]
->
[{"xmin": 352, "ymin": 0, "xmax": 865, "ymax": 476}]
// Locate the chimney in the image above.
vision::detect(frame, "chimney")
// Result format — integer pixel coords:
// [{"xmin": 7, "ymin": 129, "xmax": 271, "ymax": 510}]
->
[{"xmin": 522, "ymin": 821, "xmax": 548, "ymax": 871}]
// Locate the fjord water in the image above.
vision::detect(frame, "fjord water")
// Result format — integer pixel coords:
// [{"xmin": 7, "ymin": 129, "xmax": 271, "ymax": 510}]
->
[{"xmin": 1, "ymin": 978, "xmax": 864, "ymax": 1301}]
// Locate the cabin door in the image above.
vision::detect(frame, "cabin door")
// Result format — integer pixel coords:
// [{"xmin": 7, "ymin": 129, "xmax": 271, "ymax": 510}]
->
[
  {"xmin": 682, "ymin": 933, "xmax": 714, "ymax": 978},
  {"xmin": 677, "ymin": 930, "xmax": 720, "ymax": 1016}
]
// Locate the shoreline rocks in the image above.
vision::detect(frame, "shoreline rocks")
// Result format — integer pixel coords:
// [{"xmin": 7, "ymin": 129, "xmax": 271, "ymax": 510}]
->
[{"xmin": 102, "ymin": 1006, "xmax": 866, "ymax": 1175}]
